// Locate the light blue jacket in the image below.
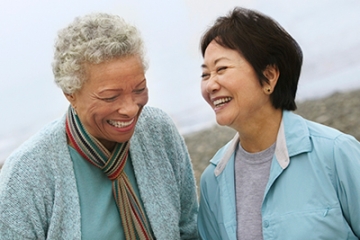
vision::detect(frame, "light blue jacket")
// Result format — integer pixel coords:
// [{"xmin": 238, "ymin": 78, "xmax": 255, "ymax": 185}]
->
[
  {"xmin": 198, "ymin": 111, "xmax": 360, "ymax": 240},
  {"xmin": 0, "ymin": 106, "xmax": 199, "ymax": 240}
]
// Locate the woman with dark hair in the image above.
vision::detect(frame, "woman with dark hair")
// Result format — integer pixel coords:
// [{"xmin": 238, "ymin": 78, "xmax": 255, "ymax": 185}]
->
[{"xmin": 197, "ymin": 7, "xmax": 360, "ymax": 240}]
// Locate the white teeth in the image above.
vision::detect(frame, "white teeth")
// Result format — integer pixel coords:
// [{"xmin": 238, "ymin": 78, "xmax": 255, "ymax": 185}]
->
[
  {"xmin": 213, "ymin": 97, "xmax": 232, "ymax": 107},
  {"xmin": 108, "ymin": 118, "xmax": 134, "ymax": 128}
]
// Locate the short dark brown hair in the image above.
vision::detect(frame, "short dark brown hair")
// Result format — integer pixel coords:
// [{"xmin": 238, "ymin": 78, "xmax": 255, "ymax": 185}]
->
[{"xmin": 201, "ymin": 7, "xmax": 303, "ymax": 110}]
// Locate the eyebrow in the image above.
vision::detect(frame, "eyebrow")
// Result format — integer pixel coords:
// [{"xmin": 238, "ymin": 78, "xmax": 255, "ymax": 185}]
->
[
  {"xmin": 201, "ymin": 57, "xmax": 229, "ymax": 69},
  {"xmin": 98, "ymin": 78, "xmax": 147, "ymax": 94}
]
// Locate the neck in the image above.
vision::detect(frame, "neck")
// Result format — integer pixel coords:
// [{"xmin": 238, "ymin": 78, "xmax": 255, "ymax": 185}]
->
[
  {"xmin": 99, "ymin": 139, "xmax": 116, "ymax": 152},
  {"xmin": 237, "ymin": 108, "xmax": 282, "ymax": 153}
]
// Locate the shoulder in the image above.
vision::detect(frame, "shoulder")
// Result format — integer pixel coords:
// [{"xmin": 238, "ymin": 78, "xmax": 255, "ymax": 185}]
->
[
  {"xmin": 139, "ymin": 106, "xmax": 174, "ymax": 124},
  {"xmin": 303, "ymin": 116, "xmax": 359, "ymax": 151},
  {"xmin": 6, "ymin": 116, "xmax": 66, "ymax": 163},
  {"xmin": 131, "ymin": 106, "xmax": 190, "ymax": 173},
  {"xmin": 135, "ymin": 106, "xmax": 181, "ymax": 140},
  {"xmin": 283, "ymin": 110, "xmax": 352, "ymax": 149},
  {"xmin": 132, "ymin": 106, "xmax": 185, "ymax": 158},
  {"xmin": 284, "ymin": 110, "xmax": 347, "ymax": 141},
  {"xmin": 1, "ymin": 116, "xmax": 68, "ymax": 182},
  {"xmin": 0, "ymin": 115, "xmax": 80, "ymax": 239},
  {"xmin": 305, "ymin": 119, "xmax": 344, "ymax": 140},
  {"xmin": 0, "ymin": 116, "xmax": 66, "ymax": 199},
  {"xmin": 286, "ymin": 111, "xmax": 360, "ymax": 166}
]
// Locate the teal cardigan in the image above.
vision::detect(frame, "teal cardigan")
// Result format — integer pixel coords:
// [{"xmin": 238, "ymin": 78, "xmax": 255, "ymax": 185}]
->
[{"xmin": 0, "ymin": 106, "xmax": 199, "ymax": 240}]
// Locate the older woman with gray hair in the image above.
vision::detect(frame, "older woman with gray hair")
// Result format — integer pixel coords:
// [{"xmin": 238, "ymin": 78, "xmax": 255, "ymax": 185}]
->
[{"xmin": 0, "ymin": 13, "xmax": 199, "ymax": 239}]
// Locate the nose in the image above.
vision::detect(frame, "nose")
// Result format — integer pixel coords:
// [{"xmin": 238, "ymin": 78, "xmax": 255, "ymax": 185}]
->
[
  {"xmin": 116, "ymin": 95, "xmax": 139, "ymax": 117},
  {"xmin": 205, "ymin": 74, "xmax": 220, "ymax": 94}
]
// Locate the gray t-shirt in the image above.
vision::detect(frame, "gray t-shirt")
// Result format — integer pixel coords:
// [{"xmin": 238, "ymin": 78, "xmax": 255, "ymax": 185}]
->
[{"xmin": 235, "ymin": 142, "xmax": 275, "ymax": 240}]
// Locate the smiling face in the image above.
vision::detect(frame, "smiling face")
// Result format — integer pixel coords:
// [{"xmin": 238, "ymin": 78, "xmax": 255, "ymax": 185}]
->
[
  {"xmin": 65, "ymin": 55, "xmax": 148, "ymax": 150},
  {"xmin": 201, "ymin": 40, "xmax": 275, "ymax": 131}
]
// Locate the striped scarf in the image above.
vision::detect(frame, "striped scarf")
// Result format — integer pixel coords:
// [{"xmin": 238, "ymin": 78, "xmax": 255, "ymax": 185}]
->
[{"xmin": 65, "ymin": 106, "xmax": 153, "ymax": 239}]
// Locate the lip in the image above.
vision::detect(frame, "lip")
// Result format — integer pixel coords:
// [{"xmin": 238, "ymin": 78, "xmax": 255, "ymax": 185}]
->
[
  {"xmin": 108, "ymin": 118, "xmax": 137, "ymax": 132},
  {"xmin": 214, "ymin": 102, "xmax": 229, "ymax": 112},
  {"xmin": 211, "ymin": 96, "xmax": 232, "ymax": 112}
]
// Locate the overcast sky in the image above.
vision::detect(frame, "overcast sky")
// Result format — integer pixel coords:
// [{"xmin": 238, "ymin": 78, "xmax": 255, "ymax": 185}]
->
[{"xmin": 1, "ymin": 0, "xmax": 360, "ymax": 162}]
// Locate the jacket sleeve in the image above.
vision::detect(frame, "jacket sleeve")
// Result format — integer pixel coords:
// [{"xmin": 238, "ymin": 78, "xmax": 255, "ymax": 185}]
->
[
  {"xmin": 151, "ymin": 107, "xmax": 199, "ymax": 239},
  {"xmin": 197, "ymin": 166, "xmax": 222, "ymax": 240},
  {"xmin": 333, "ymin": 134, "xmax": 360, "ymax": 237},
  {"xmin": 165, "ymin": 118, "xmax": 199, "ymax": 240},
  {"xmin": 177, "ymin": 137, "xmax": 200, "ymax": 240},
  {"xmin": 0, "ymin": 155, "xmax": 49, "ymax": 240}
]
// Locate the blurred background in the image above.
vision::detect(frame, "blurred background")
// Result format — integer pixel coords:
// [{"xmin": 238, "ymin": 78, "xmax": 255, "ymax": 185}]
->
[{"xmin": 1, "ymin": 0, "xmax": 360, "ymax": 165}]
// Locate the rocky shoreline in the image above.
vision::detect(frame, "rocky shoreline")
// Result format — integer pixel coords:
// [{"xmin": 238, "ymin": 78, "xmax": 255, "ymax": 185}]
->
[{"xmin": 184, "ymin": 89, "xmax": 360, "ymax": 189}]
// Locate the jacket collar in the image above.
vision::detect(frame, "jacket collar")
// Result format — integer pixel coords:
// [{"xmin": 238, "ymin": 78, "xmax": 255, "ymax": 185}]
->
[
  {"xmin": 214, "ymin": 133, "xmax": 239, "ymax": 176},
  {"xmin": 214, "ymin": 110, "xmax": 312, "ymax": 176}
]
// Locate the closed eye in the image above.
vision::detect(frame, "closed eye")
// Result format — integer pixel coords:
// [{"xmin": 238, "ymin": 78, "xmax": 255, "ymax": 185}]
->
[
  {"xmin": 134, "ymin": 87, "xmax": 146, "ymax": 94},
  {"xmin": 101, "ymin": 96, "xmax": 118, "ymax": 102},
  {"xmin": 217, "ymin": 66, "xmax": 228, "ymax": 73},
  {"xmin": 201, "ymin": 73, "xmax": 210, "ymax": 80}
]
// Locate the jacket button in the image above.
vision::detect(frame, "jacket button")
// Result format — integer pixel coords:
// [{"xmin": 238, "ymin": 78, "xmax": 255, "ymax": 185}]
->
[{"xmin": 263, "ymin": 220, "xmax": 269, "ymax": 228}]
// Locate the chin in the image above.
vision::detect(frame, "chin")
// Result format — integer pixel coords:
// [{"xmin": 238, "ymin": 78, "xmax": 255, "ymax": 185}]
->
[
  {"xmin": 215, "ymin": 113, "xmax": 225, "ymax": 123},
  {"xmin": 116, "ymin": 131, "xmax": 135, "ymax": 143},
  {"xmin": 215, "ymin": 119, "xmax": 228, "ymax": 127}
]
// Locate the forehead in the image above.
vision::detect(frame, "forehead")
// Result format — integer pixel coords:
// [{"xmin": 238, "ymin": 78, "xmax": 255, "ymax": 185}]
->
[
  {"xmin": 202, "ymin": 41, "xmax": 242, "ymax": 67},
  {"xmin": 81, "ymin": 56, "xmax": 146, "ymax": 90}
]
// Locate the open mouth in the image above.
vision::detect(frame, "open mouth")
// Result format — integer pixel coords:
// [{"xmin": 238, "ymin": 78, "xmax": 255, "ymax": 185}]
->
[
  {"xmin": 107, "ymin": 118, "xmax": 135, "ymax": 128},
  {"xmin": 213, "ymin": 97, "xmax": 232, "ymax": 108}
]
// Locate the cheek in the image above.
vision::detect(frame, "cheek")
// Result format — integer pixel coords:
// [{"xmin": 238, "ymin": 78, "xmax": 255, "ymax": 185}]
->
[
  {"xmin": 76, "ymin": 100, "xmax": 98, "ymax": 119},
  {"xmin": 135, "ymin": 89, "xmax": 149, "ymax": 106},
  {"xmin": 201, "ymin": 83, "xmax": 212, "ymax": 105}
]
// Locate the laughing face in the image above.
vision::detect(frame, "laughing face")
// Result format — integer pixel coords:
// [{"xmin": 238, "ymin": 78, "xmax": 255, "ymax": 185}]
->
[
  {"xmin": 201, "ymin": 40, "xmax": 273, "ymax": 131},
  {"xmin": 66, "ymin": 55, "xmax": 148, "ymax": 150}
]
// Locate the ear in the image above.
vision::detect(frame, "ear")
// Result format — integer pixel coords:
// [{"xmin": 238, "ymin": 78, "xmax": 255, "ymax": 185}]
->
[
  {"xmin": 263, "ymin": 65, "xmax": 279, "ymax": 94},
  {"xmin": 64, "ymin": 92, "xmax": 76, "ymax": 106}
]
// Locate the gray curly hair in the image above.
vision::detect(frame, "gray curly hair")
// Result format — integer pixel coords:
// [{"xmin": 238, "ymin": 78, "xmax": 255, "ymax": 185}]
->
[{"xmin": 52, "ymin": 13, "xmax": 148, "ymax": 94}]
